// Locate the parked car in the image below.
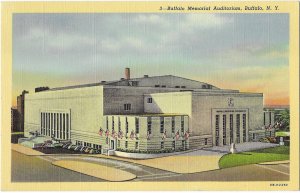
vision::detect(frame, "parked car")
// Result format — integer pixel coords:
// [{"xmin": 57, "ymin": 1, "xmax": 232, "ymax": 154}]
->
[
  {"xmin": 54, "ymin": 143, "xmax": 64, "ymax": 148},
  {"xmin": 95, "ymin": 150, "xmax": 101, "ymax": 154},
  {"xmin": 63, "ymin": 143, "xmax": 71, "ymax": 149},
  {"xmin": 68, "ymin": 144, "xmax": 76, "ymax": 150},
  {"xmin": 84, "ymin": 147, "xmax": 92, "ymax": 153},
  {"xmin": 79, "ymin": 146, "xmax": 87, "ymax": 152},
  {"xmin": 89, "ymin": 149, "xmax": 95, "ymax": 154},
  {"xmin": 40, "ymin": 143, "xmax": 47, "ymax": 148},
  {"xmin": 74, "ymin": 145, "xmax": 83, "ymax": 151},
  {"xmin": 44, "ymin": 143, "xmax": 54, "ymax": 148},
  {"xmin": 63, "ymin": 143, "xmax": 72, "ymax": 149}
]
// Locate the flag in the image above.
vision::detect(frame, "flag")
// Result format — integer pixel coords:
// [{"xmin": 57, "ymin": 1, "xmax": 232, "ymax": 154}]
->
[
  {"xmin": 175, "ymin": 131, "xmax": 180, "ymax": 140},
  {"xmin": 99, "ymin": 128, "xmax": 103, "ymax": 136},
  {"xmin": 118, "ymin": 131, "xmax": 123, "ymax": 139},
  {"xmin": 185, "ymin": 131, "xmax": 190, "ymax": 139},
  {"xmin": 105, "ymin": 129, "xmax": 110, "ymax": 137},
  {"xmin": 111, "ymin": 130, "xmax": 117, "ymax": 138},
  {"xmin": 130, "ymin": 131, "xmax": 135, "ymax": 139}
]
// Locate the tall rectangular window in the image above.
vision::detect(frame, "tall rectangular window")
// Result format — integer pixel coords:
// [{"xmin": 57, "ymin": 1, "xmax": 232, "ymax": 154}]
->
[
  {"xmin": 47, "ymin": 113, "xmax": 50, "ymax": 136},
  {"xmin": 124, "ymin": 104, "xmax": 131, "ymax": 111},
  {"xmin": 63, "ymin": 114, "xmax": 65, "ymax": 139},
  {"xmin": 41, "ymin": 113, "xmax": 43, "ymax": 130},
  {"xmin": 181, "ymin": 116, "xmax": 184, "ymax": 133},
  {"xmin": 223, "ymin": 115, "xmax": 226, "ymax": 145},
  {"xmin": 147, "ymin": 98, "xmax": 153, "ymax": 103},
  {"xmin": 56, "ymin": 113, "xmax": 59, "ymax": 138},
  {"xmin": 171, "ymin": 117, "xmax": 175, "ymax": 133},
  {"xmin": 160, "ymin": 117, "xmax": 164, "ymax": 133},
  {"xmin": 118, "ymin": 117, "xmax": 121, "ymax": 132},
  {"xmin": 264, "ymin": 113, "xmax": 266, "ymax": 125},
  {"xmin": 66, "ymin": 114, "xmax": 69, "ymax": 139},
  {"xmin": 147, "ymin": 117, "xmax": 152, "ymax": 134},
  {"xmin": 243, "ymin": 114, "xmax": 246, "ymax": 142},
  {"xmin": 125, "ymin": 117, "xmax": 128, "ymax": 134},
  {"xmin": 269, "ymin": 112, "xmax": 272, "ymax": 125},
  {"xmin": 161, "ymin": 141, "xmax": 164, "ymax": 149},
  {"xmin": 51, "ymin": 113, "xmax": 53, "ymax": 136},
  {"xmin": 236, "ymin": 114, "xmax": 240, "ymax": 143},
  {"xmin": 215, "ymin": 115, "xmax": 220, "ymax": 146},
  {"xmin": 215, "ymin": 115, "xmax": 219, "ymax": 136},
  {"xmin": 112, "ymin": 116, "xmax": 115, "ymax": 131},
  {"xmin": 135, "ymin": 117, "xmax": 139, "ymax": 134},
  {"xmin": 43, "ymin": 113, "xmax": 45, "ymax": 134},
  {"xmin": 125, "ymin": 141, "xmax": 128, "ymax": 148},
  {"xmin": 172, "ymin": 141, "xmax": 175, "ymax": 149},
  {"xmin": 54, "ymin": 113, "xmax": 56, "ymax": 137},
  {"xmin": 106, "ymin": 117, "xmax": 109, "ymax": 129},
  {"xmin": 230, "ymin": 114, "xmax": 233, "ymax": 144},
  {"xmin": 135, "ymin": 142, "xmax": 138, "ymax": 149},
  {"xmin": 60, "ymin": 114, "xmax": 62, "ymax": 138}
]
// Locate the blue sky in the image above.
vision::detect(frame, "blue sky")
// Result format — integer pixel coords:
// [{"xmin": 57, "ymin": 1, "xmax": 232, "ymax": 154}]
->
[{"xmin": 13, "ymin": 13, "xmax": 289, "ymax": 106}]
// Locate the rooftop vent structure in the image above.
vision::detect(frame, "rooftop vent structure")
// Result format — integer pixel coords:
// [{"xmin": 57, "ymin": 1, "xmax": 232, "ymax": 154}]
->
[{"xmin": 125, "ymin": 68, "xmax": 130, "ymax": 80}]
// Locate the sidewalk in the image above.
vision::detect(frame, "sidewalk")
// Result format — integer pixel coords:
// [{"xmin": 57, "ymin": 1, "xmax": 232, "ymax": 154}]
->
[
  {"xmin": 11, "ymin": 144, "xmax": 44, "ymax": 156},
  {"xmin": 52, "ymin": 160, "xmax": 136, "ymax": 181},
  {"xmin": 258, "ymin": 160, "xmax": 290, "ymax": 165}
]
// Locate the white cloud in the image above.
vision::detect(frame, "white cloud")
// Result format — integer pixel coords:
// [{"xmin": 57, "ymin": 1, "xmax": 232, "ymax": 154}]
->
[
  {"xmin": 183, "ymin": 14, "xmax": 233, "ymax": 30},
  {"xmin": 133, "ymin": 14, "xmax": 166, "ymax": 25}
]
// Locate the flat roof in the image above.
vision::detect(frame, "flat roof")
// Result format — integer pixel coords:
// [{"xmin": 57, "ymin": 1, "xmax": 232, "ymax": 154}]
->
[{"xmin": 105, "ymin": 113, "xmax": 188, "ymax": 117}]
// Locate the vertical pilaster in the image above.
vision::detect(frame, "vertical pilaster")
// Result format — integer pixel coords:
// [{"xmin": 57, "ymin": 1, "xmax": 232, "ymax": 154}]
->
[
  {"xmin": 245, "ymin": 113, "xmax": 249, "ymax": 142},
  {"xmin": 226, "ymin": 114, "xmax": 230, "ymax": 145},
  {"xmin": 240, "ymin": 114, "xmax": 243, "ymax": 143},
  {"xmin": 65, "ymin": 113, "xmax": 67, "ymax": 140},
  {"xmin": 68, "ymin": 113, "xmax": 71, "ymax": 140},
  {"xmin": 219, "ymin": 114, "xmax": 224, "ymax": 147}
]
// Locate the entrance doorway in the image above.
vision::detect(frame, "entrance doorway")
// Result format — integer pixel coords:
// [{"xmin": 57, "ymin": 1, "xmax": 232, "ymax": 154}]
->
[{"xmin": 110, "ymin": 140, "xmax": 115, "ymax": 150}]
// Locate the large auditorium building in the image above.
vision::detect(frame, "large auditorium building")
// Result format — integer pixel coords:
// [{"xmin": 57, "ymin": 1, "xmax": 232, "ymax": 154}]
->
[{"xmin": 24, "ymin": 68, "xmax": 275, "ymax": 153}]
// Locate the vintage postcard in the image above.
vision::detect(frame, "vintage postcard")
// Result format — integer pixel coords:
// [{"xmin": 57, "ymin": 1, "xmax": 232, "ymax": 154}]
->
[{"xmin": 1, "ymin": 1, "xmax": 299, "ymax": 191}]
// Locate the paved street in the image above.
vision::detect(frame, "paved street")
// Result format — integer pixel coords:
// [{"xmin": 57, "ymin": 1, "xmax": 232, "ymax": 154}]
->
[
  {"xmin": 12, "ymin": 150, "xmax": 289, "ymax": 182},
  {"xmin": 142, "ymin": 163, "xmax": 289, "ymax": 181},
  {"xmin": 11, "ymin": 151, "xmax": 103, "ymax": 182}
]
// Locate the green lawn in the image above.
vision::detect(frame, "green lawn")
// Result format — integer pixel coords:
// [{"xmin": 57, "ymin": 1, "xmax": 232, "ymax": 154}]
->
[
  {"xmin": 275, "ymin": 131, "xmax": 290, "ymax": 137},
  {"xmin": 219, "ymin": 146, "xmax": 289, "ymax": 169}
]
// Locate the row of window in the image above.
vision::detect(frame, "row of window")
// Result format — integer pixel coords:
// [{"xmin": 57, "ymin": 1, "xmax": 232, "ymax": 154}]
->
[
  {"xmin": 119, "ymin": 140, "xmax": 190, "ymax": 150},
  {"xmin": 154, "ymin": 85, "xmax": 186, "ymax": 88},
  {"xmin": 106, "ymin": 116, "xmax": 186, "ymax": 135},
  {"xmin": 106, "ymin": 117, "xmax": 138, "ymax": 134},
  {"xmin": 40, "ymin": 112, "xmax": 70, "ymax": 140},
  {"xmin": 215, "ymin": 114, "xmax": 247, "ymax": 145},
  {"xmin": 75, "ymin": 140, "xmax": 101, "ymax": 150}
]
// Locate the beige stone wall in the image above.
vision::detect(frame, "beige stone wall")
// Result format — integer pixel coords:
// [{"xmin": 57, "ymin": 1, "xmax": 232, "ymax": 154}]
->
[
  {"xmin": 192, "ymin": 93, "xmax": 263, "ymax": 137},
  {"xmin": 144, "ymin": 92, "xmax": 192, "ymax": 116},
  {"xmin": 24, "ymin": 86, "xmax": 104, "ymax": 145}
]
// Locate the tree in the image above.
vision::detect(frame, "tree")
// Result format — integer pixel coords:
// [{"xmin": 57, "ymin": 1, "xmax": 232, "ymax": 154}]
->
[{"xmin": 275, "ymin": 110, "xmax": 290, "ymax": 131}]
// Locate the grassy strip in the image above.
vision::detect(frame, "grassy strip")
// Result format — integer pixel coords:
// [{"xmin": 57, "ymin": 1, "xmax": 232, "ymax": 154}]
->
[
  {"xmin": 219, "ymin": 146, "xmax": 289, "ymax": 169},
  {"xmin": 275, "ymin": 131, "xmax": 290, "ymax": 137}
]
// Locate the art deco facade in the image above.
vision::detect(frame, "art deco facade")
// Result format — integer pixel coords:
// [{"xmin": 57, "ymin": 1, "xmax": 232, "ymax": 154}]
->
[{"xmin": 24, "ymin": 68, "xmax": 275, "ymax": 153}]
